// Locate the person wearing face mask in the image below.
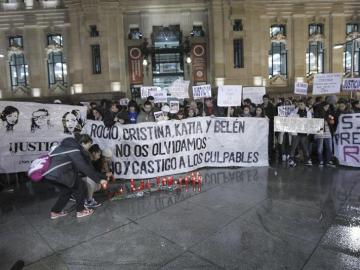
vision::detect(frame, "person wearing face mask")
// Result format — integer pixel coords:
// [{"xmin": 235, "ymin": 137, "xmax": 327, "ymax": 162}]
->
[{"xmin": 44, "ymin": 134, "xmax": 107, "ymax": 219}]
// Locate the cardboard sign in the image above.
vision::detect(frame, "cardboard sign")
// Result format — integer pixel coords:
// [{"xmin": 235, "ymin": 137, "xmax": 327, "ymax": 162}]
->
[
  {"xmin": 313, "ymin": 73, "xmax": 342, "ymax": 95},
  {"xmin": 170, "ymin": 101, "xmax": 180, "ymax": 114},
  {"xmin": 274, "ymin": 116, "xmax": 324, "ymax": 134},
  {"xmin": 119, "ymin": 98, "xmax": 130, "ymax": 106},
  {"xmin": 169, "ymin": 78, "xmax": 190, "ymax": 99},
  {"xmin": 141, "ymin": 86, "xmax": 160, "ymax": 99},
  {"xmin": 217, "ymin": 85, "xmax": 242, "ymax": 107},
  {"xmin": 148, "ymin": 89, "xmax": 168, "ymax": 103},
  {"xmin": 294, "ymin": 82, "xmax": 308, "ymax": 96},
  {"xmin": 154, "ymin": 111, "xmax": 165, "ymax": 122},
  {"xmin": 277, "ymin": 105, "xmax": 296, "ymax": 117},
  {"xmin": 342, "ymin": 78, "xmax": 360, "ymax": 91},
  {"xmin": 192, "ymin": 84, "xmax": 212, "ymax": 99},
  {"xmin": 242, "ymin": 87, "xmax": 266, "ymax": 105}
]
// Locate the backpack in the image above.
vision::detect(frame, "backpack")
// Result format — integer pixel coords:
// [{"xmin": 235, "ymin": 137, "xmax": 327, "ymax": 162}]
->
[{"xmin": 28, "ymin": 147, "xmax": 80, "ymax": 182}]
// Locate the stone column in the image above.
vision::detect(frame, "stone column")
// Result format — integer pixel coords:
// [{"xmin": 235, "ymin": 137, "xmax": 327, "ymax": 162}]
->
[
  {"xmin": 331, "ymin": 14, "xmax": 345, "ymax": 73},
  {"xmin": 209, "ymin": 0, "xmax": 225, "ymax": 83},
  {"xmin": 293, "ymin": 15, "xmax": 307, "ymax": 78},
  {"xmin": 67, "ymin": 9, "xmax": 83, "ymax": 87},
  {"xmin": 24, "ymin": 27, "xmax": 47, "ymax": 96}
]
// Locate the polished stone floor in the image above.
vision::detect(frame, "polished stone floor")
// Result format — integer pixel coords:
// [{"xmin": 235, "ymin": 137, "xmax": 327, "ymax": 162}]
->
[{"xmin": 0, "ymin": 165, "xmax": 360, "ymax": 270}]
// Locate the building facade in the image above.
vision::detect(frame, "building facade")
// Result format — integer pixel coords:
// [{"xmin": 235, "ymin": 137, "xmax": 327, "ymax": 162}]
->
[{"xmin": 0, "ymin": 0, "xmax": 359, "ymax": 100}]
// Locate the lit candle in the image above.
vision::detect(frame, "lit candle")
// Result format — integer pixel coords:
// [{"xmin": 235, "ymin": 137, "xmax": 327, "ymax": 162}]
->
[
  {"xmin": 167, "ymin": 176, "xmax": 172, "ymax": 187},
  {"xmin": 147, "ymin": 180, "xmax": 151, "ymax": 190},
  {"xmin": 140, "ymin": 180, "xmax": 145, "ymax": 190},
  {"xmin": 198, "ymin": 176, "xmax": 202, "ymax": 192},
  {"xmin": 162, "ymin": 178, "xmax": 166, "ymax": 187},
  {"xmin": 185, "ymin": 177, "xmax": 189, "ymax": 192}
]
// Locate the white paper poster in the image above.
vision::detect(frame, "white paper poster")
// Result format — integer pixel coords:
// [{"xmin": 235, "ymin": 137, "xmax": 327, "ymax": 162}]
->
[
  {"xmin": 192, "ymin": 84, "xmax": 212, "ymax": 99},
  {"xmin": 313, "ymin": 73, "xmax": 342, "ymax": 95},
  {"xmin": 277, "ymin": 105, "xmax": 296, "ymax": 117},
  {"xmin": 242, "ymin": 87, "xmax": 266, "ymax": 105},
  {"xmin": 170, "ymin": 101, "xmax": 180, "ymax": 114},
  {"xmin": 0, "ymin": 101, "xmax": 87, "ymax": 173},
  {"xmin": 274, "ymin": 116, "xmax": 324, "ymax": 134},
  {"xmin": 119, "ymin": 98, "xmax": 130, "ymax": 106},
  {"xmin": 84, "ymin": 117, "xmax": 269, "ymax": 179},
  {"xmin": 148, "ymin": 89, "xmax": 168, "ymax": 103},
  {"xmin": 217, "ymin": 85, "xmax": 243, "ymax": 107},
  {"xmin": 169, "ymin": 78, "xmax": 190, "ymax": 99},
  {"xmin": 141, "ymin": 86, "xmax": 160, "ymax": 99},
  {"xmin": 342, "ymin": 78, "xmax": 360, "ymax": 91},
  {"xmin": 294, "ymin": 82, "xmax": 308, "ymax": 95}
]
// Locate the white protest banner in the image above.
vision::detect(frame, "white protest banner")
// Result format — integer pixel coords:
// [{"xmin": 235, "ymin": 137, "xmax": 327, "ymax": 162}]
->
[
  {"xmin": 242, "ymin": 87, "xmax": 266, "ymax": 104},
  {"xmin": 342, "ymin": 78, "xmax": 360, "ymax": 91},
  {"xmin": 84, "ymin": 117, "xmax": 269, "ymax": 179},
  {"xmin": 313, "ymin": 73, "xmax": 342, "ymax": 95},
  {"xmin": 294, "ymin": 82, "xmax": 308, "ymax": 95},
  {"xmin": 169, "ymin": 78, "xmax": 190, "ymax": 99},
  {"xmin": 334, "ymin": 114, "xmax": 360, "ymax": 167},
  {"xmin": 0, "ymin": 101, "xmax": 87, "ymax": 173},
  {"xmin": 141, "ymin": 86, "xmax": 160, "ymax": 99},
  {"xmin": 274, "ymin": 116, "xmax": 324, "ymax": 134},
  {"xmin": 277, "ymin": 105, "xmax": 296, "ymax": 117},
  {"xmin": 217, "ymin": 85, "xmax": 242, "ymax": 107},
  {"xmin": 170, "ymin": 101, "xmax": 180, "ymax": 114},
  {"xmin": 192, "ymin": 84, "xmax": 212, "ymax": 99},
  {"xmin": 148, "ymin": 89, "xmax": 168, "ymax": 103},
  {"xmin": 119, "ymin": 98, "xmax": 130, "ymax": 106}
]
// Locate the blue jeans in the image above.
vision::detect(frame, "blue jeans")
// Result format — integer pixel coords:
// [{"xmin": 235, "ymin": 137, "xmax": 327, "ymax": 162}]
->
[{"xmin": 316, "ymin": 138, "xmax": 333, "ymax": 163}]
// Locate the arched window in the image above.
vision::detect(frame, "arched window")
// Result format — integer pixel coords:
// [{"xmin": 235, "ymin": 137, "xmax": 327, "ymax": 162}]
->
[
  {"xmin": 8, "ymin": 36, "xmax": 29, "ymax": 89},
  {"xmin": 306, "ymin": 24, "xmax": 324, "ymax": 76},
  {"xmin": 47, "ymin": 34, "xmax": 67, "ymax": 87},
  {"xmin": 344, "ymin": 23, "xmax": 360, "ymax": 76},
  {"xmin": 268, "ymin": 25, "xmax": 287, "ymax": 78}
]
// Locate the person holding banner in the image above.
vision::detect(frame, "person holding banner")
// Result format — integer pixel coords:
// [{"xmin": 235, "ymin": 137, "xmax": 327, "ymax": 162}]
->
[
  {"xmin": 352, "ymin": 100, "xmax": 360, "ymax": 113},
  {"xmin": 255, "ymin": 106, "xmax": 265, "ymax": 118},
  {"xmin": 314, "ymin": 101, "xmax": 336, "ymax": 167},
  {"xmin": 288, "ymin": 100, "xmax": 313, "ymax": 167},
  {"xmin": 262, "ymin": 95, "xmax": 277, "ymax": 161},
  {"xmin": 127, "ymin": 101, "xmax": 139, "ymax": 124},
  {"xmin": 202, "ymin": 98, "xmax": 224, "ymax": 117},
  {"xmin": 103, "ymin": 102, "xmax": 127, "ymax": 127},
  {"xmin": 137, "ymin": 101, "xmax": 155, "ymax": 123},
  {"xmin": 45, "ymin": 134, "xmax": 107, "ymax": 219}
]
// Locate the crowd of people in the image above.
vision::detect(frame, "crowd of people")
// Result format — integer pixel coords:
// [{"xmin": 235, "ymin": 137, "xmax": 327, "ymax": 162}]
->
[
  {"xmin": 85, "ymin": 94, "xmax": 359, "ymax": 168},
  {"xmin": 44, "ymin": 93, "xmax": 359, "ymax": 219}
]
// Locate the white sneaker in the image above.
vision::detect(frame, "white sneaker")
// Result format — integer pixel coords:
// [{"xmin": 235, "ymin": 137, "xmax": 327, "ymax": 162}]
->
[{"xmin": 282, "ymin": 154, "xmax": 287, "ymax": 162}]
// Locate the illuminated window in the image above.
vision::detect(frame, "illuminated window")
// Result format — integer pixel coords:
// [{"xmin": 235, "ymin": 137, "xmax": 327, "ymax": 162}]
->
[
  {"xmin": 9, "ymin": 36, "xmax": 29, "ymax": 89},
  {"xmin": 47, "ymin": 34, "xmax": 67, "ymax": 87}
]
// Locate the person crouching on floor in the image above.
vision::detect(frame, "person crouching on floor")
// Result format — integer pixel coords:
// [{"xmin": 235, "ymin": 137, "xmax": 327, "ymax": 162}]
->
[
  {"xmin": 84, "ymin": 144, "xmax": 113, "ymax": 208},
  {"xmin": 45, "ymin": 134, "xmax": 107, "ymax": 219}
]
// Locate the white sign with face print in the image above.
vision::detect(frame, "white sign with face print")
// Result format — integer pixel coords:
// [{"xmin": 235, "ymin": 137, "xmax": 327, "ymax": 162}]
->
[{"xmin": 0, "ymin": 101, "xmax": 87, "ymax": 173}]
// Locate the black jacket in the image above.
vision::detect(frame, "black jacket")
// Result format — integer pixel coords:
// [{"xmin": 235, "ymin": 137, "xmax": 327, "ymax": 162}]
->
[
  {"xmin": 45, "ymin": 137, "xmax": 102, "ymax": 187},
  {"xmin": 103, "ymin": 109, "xmax": 128, "ymax": 127}
]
